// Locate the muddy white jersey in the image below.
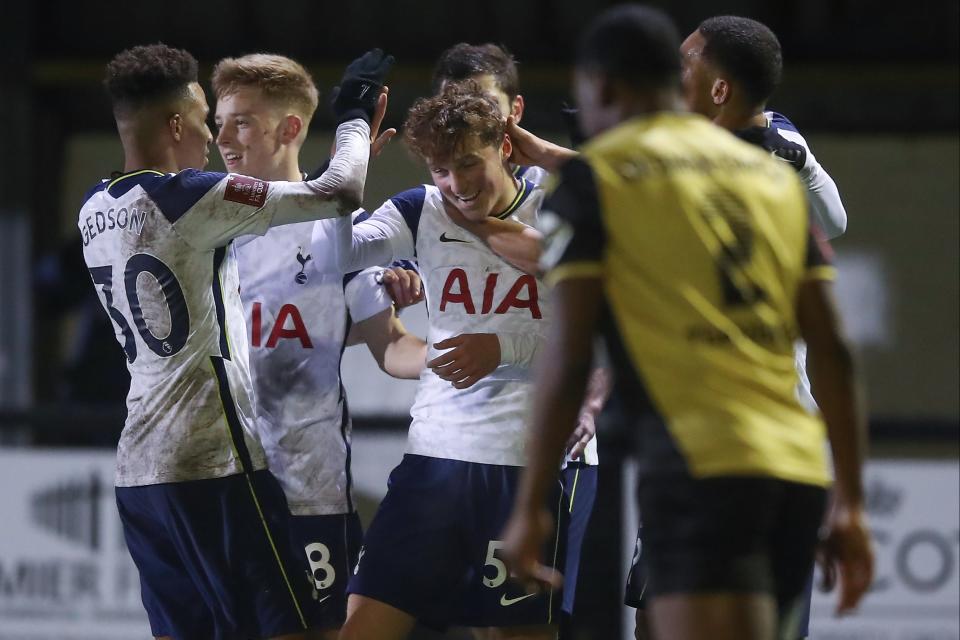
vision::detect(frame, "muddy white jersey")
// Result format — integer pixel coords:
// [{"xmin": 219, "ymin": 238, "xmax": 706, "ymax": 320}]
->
[
  {"xmin": 79, "ymin": 119, "xmax": 371, "ymax": 487},
  {"xmin": 329, "ymin": 179, "xmax": 547, "ymax": 466},
  {"xmin": 235, "ymin": 221, "xmax": 390, "ymax": 515}
]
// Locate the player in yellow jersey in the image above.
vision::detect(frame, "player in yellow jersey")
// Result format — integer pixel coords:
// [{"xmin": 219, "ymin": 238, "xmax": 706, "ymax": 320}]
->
[{"xmin": 500, "ymin": 5, "xmax": 873, "ymax": 640}]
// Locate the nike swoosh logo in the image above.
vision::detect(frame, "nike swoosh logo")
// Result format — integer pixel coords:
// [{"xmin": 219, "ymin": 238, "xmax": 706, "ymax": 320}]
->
[
  {"xmin": 500, "ymin": 592, "xmax": 537, "ymax": 607},
  {"xmin": 439, "ymin": 232, "xmax": 470, "ymax": 243},
  {"xmin": 317, "ymin": 595, "xmax": 332, "ymax": 605}
]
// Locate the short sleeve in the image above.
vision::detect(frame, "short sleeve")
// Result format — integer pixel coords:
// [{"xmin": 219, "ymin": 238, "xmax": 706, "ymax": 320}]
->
[
  {"xmin": 343, "ymin": 267, "xmax": 393, "ymax": 323},
  {"xmin": 537, "ymin": 157, "xmax": 606, "ymax": 284}
]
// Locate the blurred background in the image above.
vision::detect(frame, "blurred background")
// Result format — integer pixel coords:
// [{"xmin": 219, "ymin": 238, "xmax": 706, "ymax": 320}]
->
[{"xmin": 0, "ymin": 1, "xmax": 957, "ymax": 638}]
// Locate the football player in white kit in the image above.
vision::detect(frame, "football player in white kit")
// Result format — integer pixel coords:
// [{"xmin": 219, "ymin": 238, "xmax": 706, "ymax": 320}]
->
[
  {"xmin": 622, "ymin": 16, "xmax": 850, "ymax": 640},
  {"xmin": 330, "ymin": 83, "xmax": 582, "ymax": 640},
  {"xmin": 431, "ymin": 42, "xmax": 605, "ymax": 629},
  {"xmin": 81, "ymin": 43, "xmax": 389, "ymax": 640},
  {"xmin": 209, "ymin": 53, "xmax": 427, "ymax": 639}
]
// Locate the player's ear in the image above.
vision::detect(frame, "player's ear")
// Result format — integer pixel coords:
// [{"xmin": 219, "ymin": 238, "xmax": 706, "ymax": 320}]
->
[
  {"xmin": 280, "ymin": 114, "xmax": 303, "ymax": 144},
  {"xmin": 711, "ymin": 78, "xmax": 730, "ymax": 106},
  {"xmin": 501, "ymin": 133, "xmax": 513, "ymax": 161},
  {"xmin": 512, "ymin": 94, "xmax": 525, "ymax": 123},
  {"xmin": 168, "ymin": 113, "xmax": 183, "ymax": 142}
]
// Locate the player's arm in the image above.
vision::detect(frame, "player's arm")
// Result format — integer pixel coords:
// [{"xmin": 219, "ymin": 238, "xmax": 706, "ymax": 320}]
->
[
  {"xmin": 501, "ymin": 157, "xmax": 606, "ymax": 587},
  {"xmin": 567, "ymin": 366, "xmax": 612, "ymax": 459},
  {"xmin": 796, "ymin": 232, "xmax": 872, "ymax": 614},
  {"xmin": 351, "ymin": 306, "xmax": 426, "ymax": 379},
  {"xmin": 506, "ymin": 116, "xmax": 578, "ymax": 172},
  {"xmin": 168, "ymin": 119, "xmax": 369, "ymax": 251},
  {"xmin": 801, "ymin": 150, "xmax": 848, "ymax": 239},
  {"xmin": 427, "ymin": 330, "xmax": 543, "ymax": 390},
  {"xmin": 765, "ymin": 122, "xmax": 848, "ymax": 238},
  {"xmin": 343, "ymin": 267, "xmax": 425, "ymax": 379},
  {"xmin": 443, "ymin": 201, "xmax": 543, "ymax": 275},
  {"xmin": 173, "ymin": 51, "xmax": 395, "ymax": 251},
  {"xmin": 268, "ymin": 48, "xmax": 396, "ymax": 225},
  {"xmin": 328, "ymin": 188, "xmax": 422, "ymax": 274}
]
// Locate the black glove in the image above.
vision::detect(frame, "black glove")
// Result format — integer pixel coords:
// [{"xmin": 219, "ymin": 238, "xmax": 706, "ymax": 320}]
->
[
  {"xmin": 331, "ymin": 48, "xmax": 395, "ymax": 125},
  {"xmin": 735, "ymin": 126, "xmax": 807, "ymax": 173},
  {"xmin": 559, "ymin": 101, "xmax": 587, "ymax": 147}
]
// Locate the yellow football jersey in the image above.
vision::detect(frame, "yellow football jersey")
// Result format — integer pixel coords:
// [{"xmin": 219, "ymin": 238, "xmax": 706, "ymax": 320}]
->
[{"xmin": 541, "ymin": 112, "xmax": 834, "ymax": 487}]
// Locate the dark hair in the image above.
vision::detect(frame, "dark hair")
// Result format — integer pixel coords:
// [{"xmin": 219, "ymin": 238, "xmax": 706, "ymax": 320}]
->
[
  {"xmin": 576, "ymin": 4, "xmax": 681, "ymax": 90},
  {"xmin": 404, "ymin": 80, "xmax": 505, "ymax": 161},
  {"xmin": 104, "ymin": 43, "xmax": 198, "ymax": 117},
  {"xmin": 698, "ymin": 16, "xmax": 783, "ymax": 107},
  {"xmin": 431, "ymin": 43, "xmax": 519, "ymax": 100}
]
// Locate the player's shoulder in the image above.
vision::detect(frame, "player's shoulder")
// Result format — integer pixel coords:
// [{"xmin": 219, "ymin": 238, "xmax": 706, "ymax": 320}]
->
[
  {"xmin": 143, "ymin": 169, "xmax": 230, "ymax": 223},
  {"xmin": 79, "ymin": 169, "xmax": 169, "ymax": 208},
  {"xmin": 381, "ymin": 183, "xmax": 435, "ymax": 227},
  {"xmin": 80, "ymin": 168, "xmax": 229, "ymax": 225},
  {"xmin": 765, "ymin": 111, "xmax": 811, "ymax": 147},
  {"xmin": 765, "ymin": 110, "xmax": 800, "ymax": 134},
  {"xmin": 79, "ymin": 179, "xmax": 109, "ymax": 211},
  {"xmin": 388, "ymin": 184, "xmax": 431, "ymax": 211}
]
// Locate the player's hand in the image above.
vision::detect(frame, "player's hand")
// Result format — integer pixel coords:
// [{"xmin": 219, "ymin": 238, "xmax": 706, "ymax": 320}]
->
[
  {"xmin": 331, "ymin": 48, "xmax": 395, "ymax": 125},
  {"xmin": 370, "ymin": 86, "xmax": 397, "ymax": 157},
  {"xmin": 501, "ymin": 506, "xmax": 562, "ymax": 592},
  {"xmin": 816, "ymin": 503, "xmax": 874, "ymax": 615},
  {"xmin": 379, "ymin": 266, "xmax": 423, "ymax": 308},
  {"xmin": 428, "ymin": 333, "xmax": 500, "ymax": 389},
  {"xmin": 566, "ymin": 410, "xmax": 596, "ymax": 460},
  {"xmin": 441, "ymin": 196, "xmax": 482, "ymax": 231},
  {"xmin": 506, "ymin": 116, "xmax": 577, "ymax": 172},
  {"xmin": 327, "ymin": 87, "xmax": 397, "ymax": 160},
  {"xmin": 506, "ymin": 116, "xmax": 550, "ymax": 168}
]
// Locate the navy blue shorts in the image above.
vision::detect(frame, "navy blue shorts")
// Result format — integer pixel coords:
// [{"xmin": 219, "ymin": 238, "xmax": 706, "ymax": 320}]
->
[
  {"xmin": 289, "ymin": 511, "xmax": 363, "ymax": 630},
  {"xmin": 116, "ymin": 470, "xmax": 320, "ymax": 640},
  {"xmin": 559, "ymin": 461, "xmax": 597, "ymax": 615},
  {"xmin": 348, "ymin": 455, "xmax": 594, "ymax": 629}
]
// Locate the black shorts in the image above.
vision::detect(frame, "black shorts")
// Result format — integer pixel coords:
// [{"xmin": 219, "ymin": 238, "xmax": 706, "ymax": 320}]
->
[
  {"xmin": 637, "ymin": 472, "xmax": 826, "ymax": 615},
  {"xmin": 623, "ymin": 525, "xmax": 648, "ymax": 609}
]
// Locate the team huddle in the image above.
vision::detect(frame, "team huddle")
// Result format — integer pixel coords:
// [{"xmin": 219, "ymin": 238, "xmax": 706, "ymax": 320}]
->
[{"xmin": 79, "ymin": 5, "xmax": 873, "ymax": 640}]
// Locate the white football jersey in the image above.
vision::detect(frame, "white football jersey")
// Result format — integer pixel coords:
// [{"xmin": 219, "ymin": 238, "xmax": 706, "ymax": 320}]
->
[
  {"xmin": 235, "ymin": 221, "xmax": 390, "ymax": 515},
  {"xmin": 763, "ymin": 111, "xmax": 848, "ymax": 413},
  {"xmin": 327, "ymin": 179, "xmax": 548, "ymax": 466}
]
